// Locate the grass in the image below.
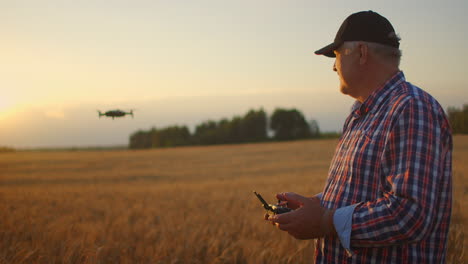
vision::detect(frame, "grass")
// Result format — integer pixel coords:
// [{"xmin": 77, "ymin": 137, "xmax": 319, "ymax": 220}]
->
[{"xmin": 0, "ymin": 136, "xmax": 466, "ymax": 263}]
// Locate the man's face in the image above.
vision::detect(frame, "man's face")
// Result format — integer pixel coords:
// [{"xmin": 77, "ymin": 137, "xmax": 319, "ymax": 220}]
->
[{"xmin": 333, "ymin": 43, "xmax": 360, "ymax": 96}]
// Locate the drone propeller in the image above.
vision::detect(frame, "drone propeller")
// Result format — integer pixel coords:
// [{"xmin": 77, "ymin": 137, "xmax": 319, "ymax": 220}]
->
[{"xmin": 128, "ymin": 109, "xmax": 135, "ymax": 118}]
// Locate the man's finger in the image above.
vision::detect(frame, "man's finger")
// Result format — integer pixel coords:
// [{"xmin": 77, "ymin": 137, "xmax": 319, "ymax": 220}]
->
[
  {"xmin": 289, "ymin": 231, "xmax": 309, "ymax": 240},
  {"xmin": 270, "ymin": 212, "xmax": 294, "ymax": 225},
  {"xmin": 281, "ymin": 192, "xmax": 310, "ymax": 205},
  {"xmin": 278, "ymin": 200, "xmax": 288, "ymax": 206},
  {"xmin": 276, "ymin": 192, "xmax": 298, "ymax": 201},
  {"xmin": 277, "ymin": 222, "xmax": 294, "ymax": 232}
]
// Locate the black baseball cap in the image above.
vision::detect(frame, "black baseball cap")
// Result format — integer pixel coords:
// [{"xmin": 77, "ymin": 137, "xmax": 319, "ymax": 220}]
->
[{"xmin": 315, "ymin": 11, "xmax": 400, "ymax": 57}]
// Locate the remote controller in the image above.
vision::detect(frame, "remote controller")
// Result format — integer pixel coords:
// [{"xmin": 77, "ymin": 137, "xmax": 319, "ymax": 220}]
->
[{"xmin": 253, "ymin": 191, "xmax": 292, "ymax": 215}]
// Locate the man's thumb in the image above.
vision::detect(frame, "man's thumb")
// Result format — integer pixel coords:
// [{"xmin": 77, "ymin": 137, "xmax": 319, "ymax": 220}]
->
[{"xmin": 282, "ymin": 192, "xmax": 309, "ymax": 204}]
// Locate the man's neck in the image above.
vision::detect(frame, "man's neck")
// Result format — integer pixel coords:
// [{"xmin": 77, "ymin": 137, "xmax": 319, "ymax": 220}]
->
[{"xmin": 355, "ymin": 68, "xmax": 399, "ymax": 103}]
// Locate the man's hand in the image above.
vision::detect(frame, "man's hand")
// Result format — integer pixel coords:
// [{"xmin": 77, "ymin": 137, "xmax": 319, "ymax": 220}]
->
[{"xmin": 266, "ymin": 192, "xmax": 336, "ymax": 240}]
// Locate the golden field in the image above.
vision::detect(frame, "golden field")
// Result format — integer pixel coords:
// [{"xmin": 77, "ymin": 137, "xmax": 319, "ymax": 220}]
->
[{"xmin": 1, "ymin": 136, "xmax": 467, "ymax": 264}]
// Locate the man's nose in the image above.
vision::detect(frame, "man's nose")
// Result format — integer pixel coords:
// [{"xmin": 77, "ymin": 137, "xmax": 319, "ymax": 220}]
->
[{"xmin": 333, "ymin": 61, "xmax": 337, "ymax": 72}]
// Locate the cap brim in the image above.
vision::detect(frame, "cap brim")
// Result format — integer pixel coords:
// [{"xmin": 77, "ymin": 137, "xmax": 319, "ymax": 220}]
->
[{"xmin": 314, "ymin": 42, "xmax": 339, "ymax": 58}]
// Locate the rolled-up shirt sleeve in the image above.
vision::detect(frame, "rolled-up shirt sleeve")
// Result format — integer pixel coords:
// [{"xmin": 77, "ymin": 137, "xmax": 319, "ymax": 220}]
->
[
  {"xmin": 334, "ymin": 205, "xmax": 358, "ymax": 254},
  {"xmin": 315, "ymin": 192, "xmax": 323, "ymax": 200}
]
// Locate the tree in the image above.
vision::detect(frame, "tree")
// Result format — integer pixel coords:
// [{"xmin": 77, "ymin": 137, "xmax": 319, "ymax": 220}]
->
[
  {"xmin": 129, "ymin": 130, "xmax": 152, "ymax": 149},
  {"xmin": 447, "ymin": 104, "xmax": 468, "ymax": 134},
  {"xmin": 309, "ymin": 119, "xmax": 321, "ymax": 138},
  {"xmin": 192, "ymin": 109, "xmax": 268, "ymax": 145},
  {"xmin": 270, "ymin": 108, "xmax": 311, "ymax": 141},
  {"xmin": 240, "ymin": 109, "xmax": 268, "ymax": 142},
  {"xmin": 193, "ymin": 120, "xmax": 220, "ymax": 145},
  {"xmin": 152, "ymin": 126, "xmax": 191, "ymax": 147},
  {"xmin": 129, "ymin": 107, "xmax": 313, "ymax": 149}
]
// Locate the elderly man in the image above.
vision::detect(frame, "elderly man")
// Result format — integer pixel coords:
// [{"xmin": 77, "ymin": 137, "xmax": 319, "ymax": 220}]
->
[{"xmin": 267, "ymin": 11, "xmax": 452, "ymax": 263}]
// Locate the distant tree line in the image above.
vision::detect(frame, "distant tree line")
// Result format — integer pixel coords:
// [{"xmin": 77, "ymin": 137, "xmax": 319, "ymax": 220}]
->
[
  {"xmin": 447, "ymin": 104, "xmax": 468, "ymax": 134},
  {"xmin": 129, "ymin": 108, "xmax": 324, "ymax": 149},
  {"xmin": 0, "ymin": 146, "xmax": 15, "ymax": 153}
]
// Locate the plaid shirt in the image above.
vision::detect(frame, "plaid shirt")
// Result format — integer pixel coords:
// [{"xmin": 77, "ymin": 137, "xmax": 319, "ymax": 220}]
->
[{"xmin": 316, "ymin": 71, "xmax": 452, "ymax": 263}]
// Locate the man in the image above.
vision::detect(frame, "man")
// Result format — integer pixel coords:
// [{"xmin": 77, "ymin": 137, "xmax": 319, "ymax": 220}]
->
[{"xmin": 266, "ymin": 11, "xmax": 452, "ymax": 263}]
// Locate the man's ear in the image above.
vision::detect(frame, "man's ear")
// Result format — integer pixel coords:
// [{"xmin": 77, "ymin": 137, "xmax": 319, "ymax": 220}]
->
[{"xmin": 358, "ymin": 42, "xmax": 368, "ymax": 65}]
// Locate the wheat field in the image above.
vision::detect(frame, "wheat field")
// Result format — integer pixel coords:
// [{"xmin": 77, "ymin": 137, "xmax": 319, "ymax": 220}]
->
[{"xmin": 1, "ymin": 136, "xmax": 466, "ymax": 264}]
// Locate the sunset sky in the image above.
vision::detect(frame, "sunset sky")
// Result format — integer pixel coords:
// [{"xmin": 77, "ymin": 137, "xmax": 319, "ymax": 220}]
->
[{"xmin": 1, "ymin": 0, "xmax": 467, "ymax": 148}]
